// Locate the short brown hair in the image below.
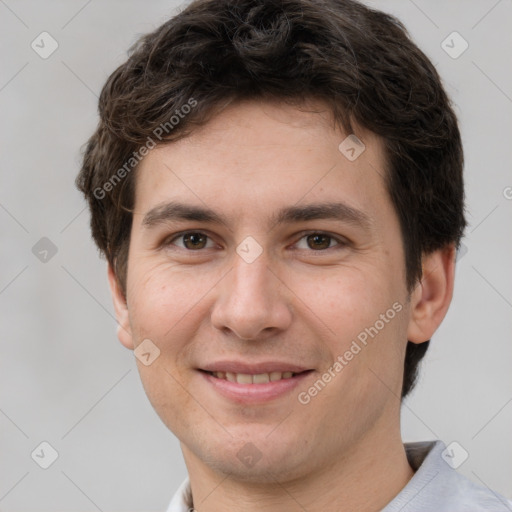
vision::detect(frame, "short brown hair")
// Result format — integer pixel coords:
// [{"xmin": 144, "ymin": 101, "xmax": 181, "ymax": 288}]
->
[{"xmin": 76, "ymin": 0, "xmax": 466, "ymax": 399}]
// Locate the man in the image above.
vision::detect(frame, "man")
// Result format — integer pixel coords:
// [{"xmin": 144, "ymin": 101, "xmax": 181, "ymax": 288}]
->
[{"xmin": 76, "ymin": 0, "xmax": 512, "ymax": 510}]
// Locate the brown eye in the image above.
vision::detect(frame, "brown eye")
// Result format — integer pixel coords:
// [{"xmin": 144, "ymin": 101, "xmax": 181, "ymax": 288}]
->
[
  {"xmin": 165, "ymin": 232, "xmax": 213, "ymax": 250},
  {"xmin": 306, "ymin": 233, "xmax": 335, "ymax": 250},
  {"xmin": 182, "ymin": 232, "xmax": 208, "ymax": 250}
]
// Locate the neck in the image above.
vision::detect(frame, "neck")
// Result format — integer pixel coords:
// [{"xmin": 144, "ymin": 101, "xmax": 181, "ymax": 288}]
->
[{"xmin": 181, "ymin": 422, "xmax": 415, "ymax": 512}]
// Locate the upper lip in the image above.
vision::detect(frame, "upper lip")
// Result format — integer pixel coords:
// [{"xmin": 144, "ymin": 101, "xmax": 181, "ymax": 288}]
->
[{"xmin": 199, "ymin": 361, "xmax": 312, "ymax": 374}]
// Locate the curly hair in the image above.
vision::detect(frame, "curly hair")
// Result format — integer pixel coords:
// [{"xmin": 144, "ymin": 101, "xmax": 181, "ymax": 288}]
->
[{"xmin": 76, "ymin": 0, "xmax": 466, "ymax": 399}]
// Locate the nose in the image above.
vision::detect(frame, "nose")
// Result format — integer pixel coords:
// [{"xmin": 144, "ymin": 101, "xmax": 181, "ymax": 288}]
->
[{"xmin": 210, "ymin": 247, "xmax": 293, "ymax": 341}]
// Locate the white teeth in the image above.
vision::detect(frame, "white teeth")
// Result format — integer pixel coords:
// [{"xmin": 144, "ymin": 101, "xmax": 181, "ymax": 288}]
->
[
  {"xmin": 212, "ymin": 371, "xmax": 297, "ymax": 383},
  {"xmin": 236, "ymin": 373, "xmax": 253, "ymax": 384},
  {"xmin": 253, "ymin": 373, "xmax": 270, "ymax": 384}
]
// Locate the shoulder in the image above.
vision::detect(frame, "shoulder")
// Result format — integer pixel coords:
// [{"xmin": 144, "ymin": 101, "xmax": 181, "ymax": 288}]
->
[{"xmin": 383, "ymin": 440, "xmax": 512, "ymax": 512}]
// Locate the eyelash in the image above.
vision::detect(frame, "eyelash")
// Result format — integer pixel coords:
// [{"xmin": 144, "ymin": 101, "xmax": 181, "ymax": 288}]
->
[{"xmin": 162, "ymin": 230, "xmax": 348, "ymax": 253}]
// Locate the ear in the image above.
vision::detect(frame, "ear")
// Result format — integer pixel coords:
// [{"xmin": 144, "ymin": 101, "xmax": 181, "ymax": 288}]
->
[
  {"xmin": 107, "ymin": 263, "xmax": 134, "ymax": 350},
  {"xmin": 407, "ymin": 244, "xmax": 456, "ymax": 344}
]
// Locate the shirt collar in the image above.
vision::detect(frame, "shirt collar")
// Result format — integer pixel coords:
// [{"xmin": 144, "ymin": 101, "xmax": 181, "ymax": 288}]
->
[{"xmin": 166, "ymin": 474, "xmax": 192, "ymax": 512}]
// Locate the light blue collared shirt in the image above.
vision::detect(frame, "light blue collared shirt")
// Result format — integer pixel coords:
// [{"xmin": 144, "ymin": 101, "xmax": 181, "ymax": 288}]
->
[{"xmin": 166, "ymin": 440, "xmax": 512, "ymax": 511}]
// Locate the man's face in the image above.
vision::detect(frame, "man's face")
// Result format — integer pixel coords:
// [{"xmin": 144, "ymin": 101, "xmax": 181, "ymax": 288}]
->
[{"xmin": 116, "ymin": 100, "xmax": 414, "ymax": 481}]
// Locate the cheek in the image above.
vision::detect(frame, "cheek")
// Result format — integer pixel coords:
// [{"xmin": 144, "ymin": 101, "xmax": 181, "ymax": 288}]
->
[
  {"xmin": 127, "ymin": 262, "xmax": 211, "ymax": 430},
  {"xmin": 136, "ymin": 359, "xmax": 203, "ymax": 436},
  {"xmin": 291, "ymin": 265, "xmax": 407, "ymax": 389},
  {"xmin": 290, "ymin": 265, "xmax": 392, "ymax": 340},
  {"xmin": 127, "ymin": 261, "xmax": 213, "ymax": 343}
]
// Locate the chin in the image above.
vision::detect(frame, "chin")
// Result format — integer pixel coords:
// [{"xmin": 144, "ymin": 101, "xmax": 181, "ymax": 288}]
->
[
  {"xmin": 210, "ymin": 453, "xmax": 306, "ymax": 484},
  {"xmin": 189, "ymin": 430, "xmax": 313, "ymax": 483}
]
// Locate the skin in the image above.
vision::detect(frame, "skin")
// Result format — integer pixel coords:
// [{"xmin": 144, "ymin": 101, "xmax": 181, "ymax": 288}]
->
[{"xmin": 108, "ymin": 99, "xmax": 456, "ymax": 512}]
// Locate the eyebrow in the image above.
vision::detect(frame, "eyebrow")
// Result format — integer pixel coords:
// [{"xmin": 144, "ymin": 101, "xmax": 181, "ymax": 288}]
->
[{"xmin": 141, "ymin": 200, "xmax": 373, "ymax": 231}]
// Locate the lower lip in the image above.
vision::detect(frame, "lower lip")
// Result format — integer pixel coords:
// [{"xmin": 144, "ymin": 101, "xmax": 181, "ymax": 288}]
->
[{"xmin": 199, "ymin": 370, "xmax": 314, "ymax": 404}]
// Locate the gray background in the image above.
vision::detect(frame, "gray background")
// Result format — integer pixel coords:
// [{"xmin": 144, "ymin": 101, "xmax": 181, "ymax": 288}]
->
[{"xmin": 1, "ymin": 0, "xmax": 511, "ymax": 510}]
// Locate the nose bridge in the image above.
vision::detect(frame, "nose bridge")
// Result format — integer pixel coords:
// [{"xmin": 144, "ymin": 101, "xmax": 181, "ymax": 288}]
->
[
  {"xmin": 229, "ymin": 246, "xmax": 275, "ymax": 310},
  {"xmin": 226, "ymin": 232, "xmax": 273, "ymax": 295},
  {"xmin": 210, "ymin": 241, "xmax": 291, "ymax": 339}
]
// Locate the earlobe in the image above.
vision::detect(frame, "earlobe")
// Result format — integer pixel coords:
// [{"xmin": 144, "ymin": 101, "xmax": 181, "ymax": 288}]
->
[
  {"xmin": 107, "ymin": 263, "xmax": 134, "ymax": 350},
  {"xmin": 406, "ymin": 245, "xmax": 456, "ymax": 344}
]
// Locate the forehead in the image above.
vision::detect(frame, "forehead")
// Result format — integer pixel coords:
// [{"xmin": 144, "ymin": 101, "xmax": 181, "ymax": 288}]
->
[{"xmin": 131, "ymin": 99, "xmax": 391, "ymax": 228}]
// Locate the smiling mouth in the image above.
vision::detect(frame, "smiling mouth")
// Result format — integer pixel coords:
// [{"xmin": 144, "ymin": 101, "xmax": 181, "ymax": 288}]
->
[{"xmin": 202, "ymin": 370, "xmax": 312, "ymax": 384}]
